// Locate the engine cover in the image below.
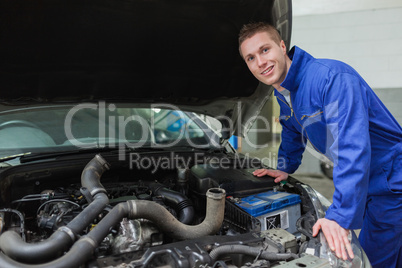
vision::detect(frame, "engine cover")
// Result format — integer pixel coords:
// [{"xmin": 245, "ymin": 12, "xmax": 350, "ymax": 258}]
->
[{"xmin": 190, "ymin": 163, "xmax": 277, "ymax": 196}]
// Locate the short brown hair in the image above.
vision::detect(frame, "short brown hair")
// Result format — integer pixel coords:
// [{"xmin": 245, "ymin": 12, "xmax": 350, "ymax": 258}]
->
[{"xmin": 238, "ymin": 22, "xmax": 282, "ymax": 57}]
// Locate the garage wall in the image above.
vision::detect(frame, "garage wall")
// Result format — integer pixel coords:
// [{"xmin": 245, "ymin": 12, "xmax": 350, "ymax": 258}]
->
[
  {"xmin": 291, "ymin": 7, "xmax": 402, "ymax": 89},
  {"xmin": 290, "ymin": 7, "xmax": 402, "ymax": 124},
  {"xmin": 373, "ymin": 87, "xmax": 402, "ymax": 124}
]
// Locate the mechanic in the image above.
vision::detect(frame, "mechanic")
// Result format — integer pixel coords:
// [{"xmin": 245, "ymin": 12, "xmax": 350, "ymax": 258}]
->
[{"xmin": 238, "ymin": 22, "xmax": 402, "ymax": 268}]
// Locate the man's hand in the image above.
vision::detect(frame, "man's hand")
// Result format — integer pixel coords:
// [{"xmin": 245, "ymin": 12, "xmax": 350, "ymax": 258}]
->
[
  {"xmin": 253, "ymin": 169, "xmax": 288, "ymax": 183},
  {"xmin": 313, "ymin": 218, "xmax": 354, "ymax": 260}
]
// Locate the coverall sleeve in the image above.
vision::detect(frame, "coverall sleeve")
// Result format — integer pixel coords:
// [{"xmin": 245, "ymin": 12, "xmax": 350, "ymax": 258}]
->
[
  {"xmin": 322, "ymin": 72, "xmax": 371, "ymax": 230},
  {"xmin": 277, "ymin": 109, "xmax": 307, "ymax": 174}
]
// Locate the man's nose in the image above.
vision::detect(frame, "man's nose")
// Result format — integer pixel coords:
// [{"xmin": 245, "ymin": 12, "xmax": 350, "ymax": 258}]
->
[{"xmin": 256, "ymin": 55, "xmax": 266, "ymax": 68}]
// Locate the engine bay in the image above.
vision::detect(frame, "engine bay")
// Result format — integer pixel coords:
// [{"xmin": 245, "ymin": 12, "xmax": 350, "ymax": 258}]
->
[{"xmin": 0, "ymin": 153, "xmax": 327, "ymax": 267}]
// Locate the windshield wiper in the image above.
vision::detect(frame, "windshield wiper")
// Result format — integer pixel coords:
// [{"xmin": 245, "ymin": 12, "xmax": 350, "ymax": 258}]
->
[
  {"xmin": 0, "ymin": 152, "xmax": 32, "ymax": 163},
  {"xmin": 19, "ymin": 147, "xmax": 124, "ymax": 164},
  {"xmin": 2, "ymin": 144, "xmax": 223, "ymax": 165}
]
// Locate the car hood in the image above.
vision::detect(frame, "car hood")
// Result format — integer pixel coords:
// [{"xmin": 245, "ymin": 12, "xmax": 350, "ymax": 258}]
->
[{"xmin": 0, "ymin": 0, "xmax": 292, "ymax": 137}]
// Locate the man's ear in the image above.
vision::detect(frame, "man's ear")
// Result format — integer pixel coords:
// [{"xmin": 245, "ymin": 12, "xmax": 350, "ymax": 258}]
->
[{"xmin": 280, "ymin": 40, "xmax": 287, "ymax": 55}]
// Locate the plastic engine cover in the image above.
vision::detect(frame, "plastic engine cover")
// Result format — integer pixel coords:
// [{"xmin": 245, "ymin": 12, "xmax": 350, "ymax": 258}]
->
[{"xmin": 190, "ymin": 164, "xmax": 276, "ymax": 196}]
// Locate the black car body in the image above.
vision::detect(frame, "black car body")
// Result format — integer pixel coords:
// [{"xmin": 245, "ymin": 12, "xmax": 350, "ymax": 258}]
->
[{"xmin": 0, "ymin": 0, "xmax": 370, "ymax": 267}]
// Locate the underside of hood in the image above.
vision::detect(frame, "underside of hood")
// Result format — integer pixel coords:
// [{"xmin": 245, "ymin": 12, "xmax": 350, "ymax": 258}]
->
[{"xmin": 0, "ymin": 0, "xmax": 292, "ymax": 137}]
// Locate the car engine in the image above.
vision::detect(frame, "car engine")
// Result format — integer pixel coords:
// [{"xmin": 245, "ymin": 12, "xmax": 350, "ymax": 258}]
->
[{"xmin": 0, "ymin": 154, "xmax": 326, "ymax": 267}]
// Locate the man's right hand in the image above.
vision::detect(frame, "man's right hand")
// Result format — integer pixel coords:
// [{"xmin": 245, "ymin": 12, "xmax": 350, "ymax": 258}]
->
[
  {"xmin": 312, "ymin": 218, "xmax": 354, "ymax": 260},
  {"xmin": 253, "ymin": 169, "xmax": 288, "ymax": 183}
]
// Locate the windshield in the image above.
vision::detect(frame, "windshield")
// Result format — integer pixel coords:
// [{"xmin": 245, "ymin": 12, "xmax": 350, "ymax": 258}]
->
[{"xmin": 0, "ymin": 103, "xmax": 214, "ymax": 160}]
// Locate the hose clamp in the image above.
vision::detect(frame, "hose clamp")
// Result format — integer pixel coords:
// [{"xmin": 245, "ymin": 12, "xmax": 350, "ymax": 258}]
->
[
  {"xmin": 81, "ymin": 236, "xmax": 97, "ymax": 248},
  {"xmin": 58, "ymin": 226, "xmax": 75, "ymax": 242},
  {"xmin": 90, "ymin": 187, "xmax": 107, "ymax": 196},
  {"xmin": 127, "ymin": 200, "xmax": 137, "ymax": 219}
]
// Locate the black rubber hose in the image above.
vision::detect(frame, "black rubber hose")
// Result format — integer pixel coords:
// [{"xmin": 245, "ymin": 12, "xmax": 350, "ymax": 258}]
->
[
  {"xmin": 149, "ymin": 182, "xmax": 195, "ymax": 224},
  {"xmin": 0, "ymin": 231, "xmax": 75, "ymax": 264},
  {"xmin": 0, "ymin": 154, "xmax": 110, "ymax": 264},
  {"xmin": 295, "ymin": 212, "xmax": 315, "ymax": 239},
  {"xmin": 0, "ymin": 203, "xmax": 128, "ymax": 268},
  {"xmin": 0, "ymin": 188, "xmax": 225, "ymax": 268},
  {"xmin": 81, "ymin": 154, "xmax": 110, "ymax": 197},
  {"xmin": 209, "ymin": 245, "xmax": 299, "ymax": 264},
  {"xmin": 67, "ymin": 154, "xmax": 110, "ymax": 234},
  {"xmin": 0, "ymin": 238, "xmax": 97, "ymax": 268}
]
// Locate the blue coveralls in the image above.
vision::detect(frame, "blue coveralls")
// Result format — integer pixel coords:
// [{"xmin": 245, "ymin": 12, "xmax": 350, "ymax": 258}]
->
[{"xmin": 275, "ymin": 46, "xmax": 402, "ymax": 267}]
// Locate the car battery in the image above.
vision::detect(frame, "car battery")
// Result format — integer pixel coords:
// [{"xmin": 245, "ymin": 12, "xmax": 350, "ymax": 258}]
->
[{"xmin": 234, "ymin": 191, "xmax": 301, "ymax": 234}]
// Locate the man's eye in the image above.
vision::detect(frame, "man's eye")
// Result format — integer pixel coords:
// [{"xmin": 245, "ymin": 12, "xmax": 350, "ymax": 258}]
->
[
  {"xmin": 262, "ymin": 48, "xmax": 269, "ymax": 53},
  {"xmin": 247, "ymin": 56, "xmax": 254, "ymax": 62}
]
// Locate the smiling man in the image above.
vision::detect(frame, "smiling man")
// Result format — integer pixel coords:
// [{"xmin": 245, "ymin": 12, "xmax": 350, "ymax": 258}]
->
[
  {"xmin": 239, "ymin": 26, "xmax": 290, "ymax": 91},
  {"xmin": 239, "ymin": 22, "xmax": 402, "ymax": 267}
]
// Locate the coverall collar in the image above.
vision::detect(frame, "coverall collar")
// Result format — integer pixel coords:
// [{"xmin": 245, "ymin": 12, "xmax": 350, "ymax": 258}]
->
[{"xmin": 278, "ymin": 46, "xmax": 315, "ymax": 93}]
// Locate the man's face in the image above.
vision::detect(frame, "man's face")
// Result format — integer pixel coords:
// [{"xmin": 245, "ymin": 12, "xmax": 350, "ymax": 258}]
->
[{"xmin": 240, "ymin": 31, "xmax": 289, "ymax": 90}]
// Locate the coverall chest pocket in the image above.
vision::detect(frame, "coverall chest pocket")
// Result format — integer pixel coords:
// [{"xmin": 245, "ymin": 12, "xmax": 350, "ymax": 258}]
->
[
  {"xmin": 298, "ymin": 106, "xmax": 328, "ymax": 153},
  {"xmin": 298, "ymin": 106, "xmax": 325, "ymax": 127},
  {"xmin": 278, "ymin": 103, "xmax": 292, "ymax": 123}
]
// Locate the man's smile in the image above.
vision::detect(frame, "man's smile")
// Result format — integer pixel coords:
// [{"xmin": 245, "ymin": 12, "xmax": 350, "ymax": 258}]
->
[{"xmin": 261, "ymin": 65, "xmax": 274, "ymax": 75}]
